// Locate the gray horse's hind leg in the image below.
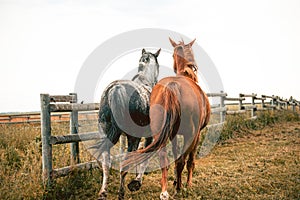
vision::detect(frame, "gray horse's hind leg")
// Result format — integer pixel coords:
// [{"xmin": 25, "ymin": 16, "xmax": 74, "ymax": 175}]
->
[
  {"xmin": 127, "ymin": 160, "xmax": 146, "ymax": 192},
  {"xmin": 127, "ymin": 137, "xmax": 152, "ymax": 191},
  {"xmin": 119, "ymin": 136, "xmax": 141, "ymax": 199},
  {"xmin": 97, "ymin": 121, "xmax": 121, "ymax": 200},
  {"xmin": 98, "ymin": 151, "xmax": 110, "ymax": 200}
]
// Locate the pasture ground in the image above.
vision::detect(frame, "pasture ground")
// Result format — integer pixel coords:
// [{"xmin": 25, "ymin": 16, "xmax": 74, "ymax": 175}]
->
[{"xmin": 0, "ymin": 111, "xmax": 299, "ymax": 199}]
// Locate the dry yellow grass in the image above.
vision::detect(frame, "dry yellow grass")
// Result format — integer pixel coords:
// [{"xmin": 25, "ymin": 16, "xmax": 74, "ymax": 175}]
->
[{"xmin": 0, "ymin": 111, "xmax": 299, "ymax": 199}]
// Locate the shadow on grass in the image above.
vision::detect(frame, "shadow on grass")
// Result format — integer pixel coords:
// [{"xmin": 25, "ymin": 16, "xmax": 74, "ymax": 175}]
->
[{"xmin": 43, "ymin": 169, "xmax": 102, "ymax": 200}]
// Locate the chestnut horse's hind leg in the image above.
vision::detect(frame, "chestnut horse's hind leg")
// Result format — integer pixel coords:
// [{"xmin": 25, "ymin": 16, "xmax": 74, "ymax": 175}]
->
[
  {"xmin": 171, "ymin": 136, "xmax": 178, "ymax": 187},
  {"xmin": 159, "ymin": 147, "xmax": 169, "ymax": 200},
  {"xmin": 186, "ymin": 133, "xmax": 201, "ymax": 187},
  {"xmin": 186, "ymin": 149, "xmax": 196, "ymax": 187},
  {"xmin": 174, "ymin": 152, "xmax": 188, "ymax": 191}
]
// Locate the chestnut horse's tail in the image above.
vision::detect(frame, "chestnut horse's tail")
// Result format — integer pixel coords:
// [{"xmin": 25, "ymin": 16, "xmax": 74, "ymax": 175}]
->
[{"xmin": 122, "ymin": 82, "xmax": 181, "ymax": 170}]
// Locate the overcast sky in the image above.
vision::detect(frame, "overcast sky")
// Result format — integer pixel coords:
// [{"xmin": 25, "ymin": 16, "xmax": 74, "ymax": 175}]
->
[{"xmin": 0, "ymin": 0, "xmax": 299, "ymax": 112}]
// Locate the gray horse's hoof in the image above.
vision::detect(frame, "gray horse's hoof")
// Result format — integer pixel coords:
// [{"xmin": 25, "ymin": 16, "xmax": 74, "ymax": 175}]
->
[
  {"xmin": 127, "ymin": 180, "xmax": 142, "ymax": 191},
  {"xmin": 97, "ymin": 193, "xmax": 106, "ymax": 200},
  {"xmin": 173, "ymin": 180, "xmax": 177, "ymax": 187},
  {"xmin": 97, "ymin": 190, "xmax": 107, "ymax": 200}
]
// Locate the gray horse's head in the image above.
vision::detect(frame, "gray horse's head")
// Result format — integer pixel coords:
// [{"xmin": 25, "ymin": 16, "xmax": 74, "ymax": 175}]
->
[{"xmin": 136, "ymin": 48, "xmax": 161, "ymax": 86}]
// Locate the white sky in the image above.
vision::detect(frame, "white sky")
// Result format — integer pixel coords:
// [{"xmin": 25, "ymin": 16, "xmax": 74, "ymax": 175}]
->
[{"xmin": 0, "ymin": 0, "xmax": 299, "ymax": 112}]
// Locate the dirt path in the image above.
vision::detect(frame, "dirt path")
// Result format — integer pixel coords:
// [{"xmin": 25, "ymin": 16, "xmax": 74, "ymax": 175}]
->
[{"xmin": 123, "ymin": 121, "xmax": 300, "ymax": 199}]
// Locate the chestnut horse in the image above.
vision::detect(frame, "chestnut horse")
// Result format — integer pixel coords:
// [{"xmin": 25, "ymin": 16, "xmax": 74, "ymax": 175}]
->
[{"xmin": 122, "ymin": 38, "xmax": 210, "ymax": 200}]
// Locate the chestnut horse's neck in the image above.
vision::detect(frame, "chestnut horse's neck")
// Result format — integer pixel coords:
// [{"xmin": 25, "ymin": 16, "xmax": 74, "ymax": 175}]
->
[{"xmin": 173, "ymin": 45, "xmax": 198, "ymax": 82}]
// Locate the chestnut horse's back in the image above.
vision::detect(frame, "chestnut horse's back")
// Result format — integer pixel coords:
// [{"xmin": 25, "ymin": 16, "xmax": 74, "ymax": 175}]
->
[{"xmin": 150, "ymin": 76, "xmax": 210, "ymax": 138}]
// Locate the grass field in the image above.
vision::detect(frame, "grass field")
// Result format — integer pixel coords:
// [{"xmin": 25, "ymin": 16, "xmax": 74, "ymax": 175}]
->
[{"xmin": 0, "ymin": 110, "xmax": 299, "ymax": 199}]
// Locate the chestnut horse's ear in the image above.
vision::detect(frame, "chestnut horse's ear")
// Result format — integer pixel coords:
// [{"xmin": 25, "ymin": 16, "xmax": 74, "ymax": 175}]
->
[
  {"xmin": 189, "ymin": 38, "xmax": 196, "ymax": 47},
  {"xmin": 154, "ymin": 48, "xmax": 161, "ymax": 57},
  {"xmin": 142, "ymin": 48, "xmax": 146, "ymax": 54},
  {"xmin": 169, "ymin": 37, "xmax": 177, "ymax": 47}
]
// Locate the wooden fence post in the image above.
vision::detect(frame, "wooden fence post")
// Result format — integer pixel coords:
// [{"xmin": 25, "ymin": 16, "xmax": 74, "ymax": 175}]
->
[
  {"xmin": 276, "ymin": 96, "xmax": 281, "ymax": 110},
  {"xmin": 40, "ymin": 94, "xmax": 52, "ymax": 186},
  {"xmin": 238, "ymin": 94, "xmax": 243, "ymax": 111},
  {"xmin": 251, "ymin": 93, "xmax": 256, "ymax": 118},
  {"xmin": 261, "ymin": 97, "xmax": 265, "ymax": 109},
  {"xmin": 69, "ymin": 93, "xmax": 80, "ymax": 164},
  {"xmin": 292, "ymin": 103, "xmax": 296, "ymax": 112},
  {"xmin": 220, "ymin": 91, "xmax": 226, "ymax": 123}
]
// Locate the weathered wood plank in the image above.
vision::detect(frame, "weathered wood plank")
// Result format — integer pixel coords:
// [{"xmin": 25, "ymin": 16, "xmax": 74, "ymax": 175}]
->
[
  {"xmin": 50, "ymin": 132, "xmax": 100, "ymax": 145},
  {"xmin": 241, "ymin": 105, "xmax": 257, "ymax": 110},
  {"xmin": 263, "ymin": 104, "xmax": 277, "ymax": 108},
  {"xmin": 220, "ymin": 94, "xmax": 226, "ymax": 123},
  {"xmin": 256, "ymin": 107, "xmax": 269, "ymax": 111},
  {"xmin": 262, "ymin": 95, "xmax": 277, "ymax": 99},
  {"xmin": 211, "ymin": 107, "xmax": 227, "ymax": 114},
  {"xmin": 0, "ymin": 120, "xmax": 42, "ymax": 124},
  {"xmin": 69, "ymin": 93, "xmax": 80, "ymax": 164},
  {"xmin": 240, "ymin": 93, "xmax": 257, "ymax": 98},
  {"xmin": 50, "ymin": 95, "xmax": 76, "ymax": 103},
  {"xmin": 254, "ymin": 97, "xmax": 266, "ymax": 100},
  {"xmin": 277, "ymin": 99, "xmax": 289, "ymax": 104},
  {"xmin": 50, "ymin": 103, "xmax": 99, "ymax": 112},
  {"xmin": 289, "ymin": 102, "xmax": 297, "ymax": 106},
  {"xmin": 226, "ymin": 110, "xmax": 246, "ymax": 115},
  {"xmin": 225, "ymin": 97, "xmax": 245, "ymax": 101},
  {"xmin": 0, "ymin": 116, "xmax": 11, "ymax": 120},
  {"xmin": 210, "ymin": 104, "xmax": 221, "ymax": 109},
  {"xmin": 207, "ymin": 92, "xmax": 227, "ymax": 97},
  {"xmin": 52, "ymin": 160, "xmax": 99, "ymax": 179},
  {"xmin": 40, "ymin": 94, "xmax": 52, "ymax": 187}
]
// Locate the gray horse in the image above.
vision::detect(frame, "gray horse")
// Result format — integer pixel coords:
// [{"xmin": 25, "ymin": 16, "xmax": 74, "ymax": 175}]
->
[{"xmin": 90, "ymin": 48, "xmax": 160, "ymax": 199}]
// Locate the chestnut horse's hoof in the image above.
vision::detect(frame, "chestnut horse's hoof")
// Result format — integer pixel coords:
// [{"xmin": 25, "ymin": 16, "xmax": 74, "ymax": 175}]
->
[
  {"xmin": 160, "ymin": 191, "xmax": 169, "ymax": 200},
  {"xmin": 127, "ymin": 180, "xmax": 142, "ymax": 191}
]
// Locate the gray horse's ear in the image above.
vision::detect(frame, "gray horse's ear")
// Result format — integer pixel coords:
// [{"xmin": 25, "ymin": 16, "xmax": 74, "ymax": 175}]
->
[
  {"xmin": 154, "ymin": 48, "xmax": 161, "ymax": 57},
  {"xmin": 142, "ymin": 48, "xmax": 146, "ymax": 54},
  {"xmin": 169, "ymin": 37, "xmax": 177, "ymax": 47}
]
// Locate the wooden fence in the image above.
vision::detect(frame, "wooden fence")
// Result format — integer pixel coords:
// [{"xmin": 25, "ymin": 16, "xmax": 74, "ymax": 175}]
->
[
  {"xmin": 207, "ymin": 92, "xmax": 300, "ymax": 124},
  {"xmin": 38, "ymin": 92, "xmax": 300, "ymax": 186},
  {"xmin": 40, "ymin": 93, "xmax": 101, "ymax": 186}
]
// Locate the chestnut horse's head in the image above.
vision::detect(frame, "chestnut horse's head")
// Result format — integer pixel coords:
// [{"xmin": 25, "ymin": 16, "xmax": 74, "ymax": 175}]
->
[{"xmin": 169, "ymin": 37, "xmax": 198, "ymax": 82}]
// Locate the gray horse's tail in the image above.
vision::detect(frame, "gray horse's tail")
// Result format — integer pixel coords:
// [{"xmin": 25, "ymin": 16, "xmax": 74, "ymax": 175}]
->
[
  {"xmin": 109, "ymin": 84, "xmax": 128, "ymax": 129},
  {"xmin": 88, "ymin": 84, "xmax": 128, "ymax": 161}
]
